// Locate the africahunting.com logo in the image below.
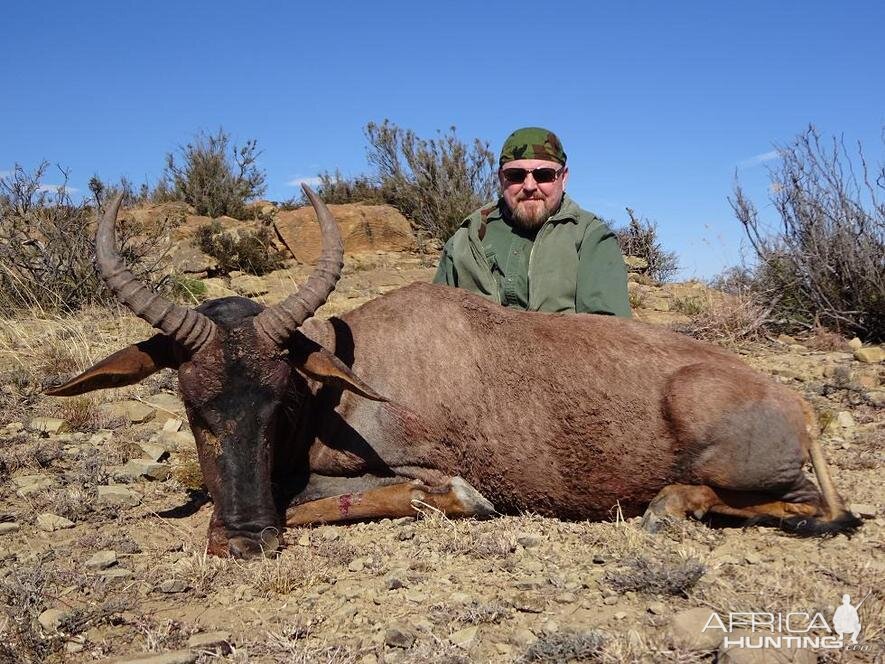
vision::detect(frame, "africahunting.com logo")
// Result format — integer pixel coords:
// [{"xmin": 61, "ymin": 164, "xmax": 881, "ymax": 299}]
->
[{"xmin": 702, "ymin": 592, "xmax": 877, "ymax": 651}]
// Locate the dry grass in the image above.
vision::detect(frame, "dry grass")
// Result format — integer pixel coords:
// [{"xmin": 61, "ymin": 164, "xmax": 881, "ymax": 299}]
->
[
  {"xmin": 604, "ymin": 556, "xmax": 706, "ymax": 597},
  {"xmin": 519, "ymin": 630, "xmax": 607, "ymax": 662},
  {"xmin": 679, "ymin": 291, "xmax": 769, "ymax": 345}
]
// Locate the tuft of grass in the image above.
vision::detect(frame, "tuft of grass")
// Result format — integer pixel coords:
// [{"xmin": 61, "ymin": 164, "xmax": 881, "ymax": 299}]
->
[
  {"xmin": 195, "ymin": 220, "xmax": 285, "ymax": 276},
  {"xmin": 605, "ymin": 555, "xmax": 706, "ymax": 597},
  {"xmin": 679, "ymin": 292, "xmax": 768, "ymax": 345},
  {"xmin": 168, "ymin": 274, "xmax": 207, "ymax": 303},
  {"xmin": 671, "ymin": 295, "xmax": 707, "ymax": 316}
]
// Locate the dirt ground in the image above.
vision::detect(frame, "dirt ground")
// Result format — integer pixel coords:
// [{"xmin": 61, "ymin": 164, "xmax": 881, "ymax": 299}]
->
[{"xmin": 0, "ymin": 252, "xmax": 882, "ymax": 663}]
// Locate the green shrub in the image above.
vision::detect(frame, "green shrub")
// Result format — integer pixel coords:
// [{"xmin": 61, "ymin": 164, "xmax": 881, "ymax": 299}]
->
[
  {"xmin": 731, "ymin": 125, "xmax": 884, "ymax": 341},
  {"xmin": 168, "ymin": 275, "xmax": 207, "ymax": 302},
  {"xmin": 163, "ymin": 128, "xmax": 266, "ymax": 218},
  {"xmin": 195, "ymin": 221, "xmax": 284, "ymax": 276},
  {"xmin": 614, "ymin": 208, "xmax": 679, "ymax": 283}
]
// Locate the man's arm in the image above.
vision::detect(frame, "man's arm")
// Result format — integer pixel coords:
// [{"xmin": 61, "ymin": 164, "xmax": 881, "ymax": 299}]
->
[
  {"xmin": 432, "ymin": 238, "xmax": 456, "ymax": 285},
  {"xmin": 575, "ymin": 223, "xmax": 632, "ymax": 317}
]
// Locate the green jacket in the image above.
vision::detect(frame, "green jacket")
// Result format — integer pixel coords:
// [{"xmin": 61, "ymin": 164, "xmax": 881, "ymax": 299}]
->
[{"xmin": 433, "ymin": 194, "xmax": 631, "ymax": 316}]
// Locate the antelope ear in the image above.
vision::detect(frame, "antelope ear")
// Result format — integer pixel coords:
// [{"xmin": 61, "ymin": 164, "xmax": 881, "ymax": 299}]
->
[
  {"xmin": 45, "ymin": 334, "xmax": 180, "ymax": 397},
  {"xmin": 290, "ymin": 338, "xmax": 387, "ymax": 402}
]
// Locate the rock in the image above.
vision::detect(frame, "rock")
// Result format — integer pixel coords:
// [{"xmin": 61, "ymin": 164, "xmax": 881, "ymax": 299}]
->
[
  {"xmin": 109, "ymin": 650, "xmax": 199, "ymax": 664},
  {"xmin": 744, "ymin": 552, "xmax": 762, "ymax": 564},
  {"xmin": 450, "ymin": 625, "xmax": 479, "ymax": 649},
  {"xmin": 386, "ymin": 576, "xmax": 406, "ymax": 590},
  {"xmin": 144, "ymin": 393, "xmax": 185, "ymax": 416},
  {"xmin": 849, "ymin": 503, "xmax": 877, "ymax": 518},
  {"xmin": 296, "ymin": 532, "xmax": 311, "ymax": 547},
  {"xmin": 158, "ymin": 579, "xmax": 188, "ymax": 593},
  {"xmin": 157, "ymin": 430, "xmax": 196, "ymax": 450},
  {"xmin": 614, "ymin": 611, "xmax": 628, "ymax": 620},
  {"xmin": 509, "ymin": 628, "xmax": 537, "ymax": 646},
  {"xmin": 13, "ymin": 474, "xmax": 55, "ymax": 497},
  {"xmin": 854, "ymin": 346, "xmax": 884, "ymax": 363},
  {"xmin": 835, "ymin": 411, "xmax": 856, "ymax": 429},
  {"xmin": 647, "ymin": 601, "xmax": 668, "ymax": 615},
  {"xmin": 98, "ymin": 400, "xmax": 155, "ymax": 424},
  {"xmin": 137, "ymin": 442, "xmax": 169, "ymax": 462},
  {"xmin": 384, "ymin": 625, "xmax": 416, "ymax": 648},
  {"xmin": 718, "ymin": 631, "xmax": 816, "ymax": 663},
  {"xmin": 847, "ymin": 337, "xmax": 863, "ymax": 350},
  {"xmin": 276, "ymin": 204, "xmax": 417, "ymax": 265},
  {"xmin": 120, "ymin": 459, "xmax": 171, "ymax": 481},
  {"xmin": 603, "ymin": 596, "xmax": 619, "ymax": 605},
  {"xmin": 96, "ymin": 485, "xmax": 142, "ymax": 507},
  {"xmin": 514, "ymin": 577, "xmax": 545, "ymax": 591},
  {"xmin": 230, "ymin": 274, "xmax": 269, "ymax": 297},
  {"xmin": 348, "ymin": 558, "xmax": 365, "ymax": 572},
  {"xmin": 201, "ymin": 278, "xmax": 237, "ymax": 299},
  {"xmin": 38, "ymin": 607, "xmax": 71, "ymax": 632},
  {"xmin": 670, "ymin": 608, "xmax": 722, "ymax": 650},
  {"xmin": 0, "ymin": 522, "xmax": 21, "ymax": 535},
  {"xmin": 510, "ymin": 593, "xmax": 545, "ymax": 613},
  {"xmin": 86, "ymin": 550, "xmax": 117, "ymax": 570},
  {"xmin": 516, "ymin": 533, "xmax": 542, "ymax": 548},
  {"xmin": 162, "ymin": 418, "xmax": 183, "ymax": 433},
  {"xmin": 36, "ymin": 513, "xmax": 74, "ymax": 532},
  {"xmin": 29, "ymin": 417, "xmax": 70, "ymax": 435},
  {"xmin": 186, "ymin": 631, "xmax": 231, "ymax": 653}
]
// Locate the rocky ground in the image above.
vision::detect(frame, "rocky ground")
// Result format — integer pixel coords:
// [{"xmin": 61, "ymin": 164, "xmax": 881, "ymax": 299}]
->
[{"xmin": 0, "ymin": 204, "xmax": 882, "ymax": 663}]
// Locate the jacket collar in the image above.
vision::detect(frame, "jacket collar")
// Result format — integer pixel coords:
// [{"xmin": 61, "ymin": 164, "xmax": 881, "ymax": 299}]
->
[{"xmin": 462, "ymin": 193, "xmax": 580, "ymax": 239}]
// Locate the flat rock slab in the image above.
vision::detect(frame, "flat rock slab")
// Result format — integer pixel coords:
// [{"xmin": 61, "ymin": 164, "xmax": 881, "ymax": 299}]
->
[
  {"xmin": 86, "ymin": 550, "xmax": 117, "ymax": 570},
  {"xmin": 144, "ymin": 393, "xmax": 185, "ymax": 415},
  {"xmin": 854, "ymin": 347, "xmax": 884, "ymax": 363},
  {"xmin": 120, "ymin": 459, "xmax": 171, "ymax": 481},
  {"xmin": 110, "ymin": 651, "xmax": 199, "ymax": 664},
  {"xmin": 96, "ymin": 485, "xmax": 143, "ymax": 507},
  {"xmin": 670, "ymin": 608, "xmax": 722, "ymax": 650},
  {"xmin": 98, "ymin": 400, "xmax": 156, "ymax": 424},
  {"xmin": 0, "ymin": 522, "xmax": 20, "ymax": 535},
  {"xmin": 36, "ymin": 513, "xmax": 75, "ymax": 531},
  {"xmin": 29, "ymin": 417, "xmax": 70, "ymax": 435}
]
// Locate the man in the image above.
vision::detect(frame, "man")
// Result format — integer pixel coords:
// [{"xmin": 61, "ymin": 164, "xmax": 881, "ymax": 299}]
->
[{"xmin": 434, "ymin": 127, "xmax": 631, "ymax": 316}]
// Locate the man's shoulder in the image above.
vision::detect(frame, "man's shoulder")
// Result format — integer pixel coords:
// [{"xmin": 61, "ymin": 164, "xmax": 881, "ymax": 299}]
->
[{"xmin": 555, "ymin": 195, "xmax": 610, "ymax": 233}]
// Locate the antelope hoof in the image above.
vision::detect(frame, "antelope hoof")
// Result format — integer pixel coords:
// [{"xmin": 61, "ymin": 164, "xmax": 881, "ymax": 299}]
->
[{"xmin": 451, "ymin": 476, "xmax": 496, "ymax": 518}]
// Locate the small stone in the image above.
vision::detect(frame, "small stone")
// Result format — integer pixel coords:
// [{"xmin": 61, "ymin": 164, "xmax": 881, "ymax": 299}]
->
[
  {"xmin": 450, "ymin": 625, "xmax": 479, "ymax": 648},
  {"xmin": 348, "ymin": 558, "xmax": 365, "ymax": 572},
  {"xmin": 849, "ymin": 503, "xmax": 877, "ymax": 518},
  {"xmin": 385, "ymin": 625, "xmax": 416, "ymax": 648},
  {"xmin": 835, "ymin": 411, "xmax": 855, "ymax": 429},
  {"xmin": 509, "ymin": 628, "xmax": 536, "ymax": 646},
  {"xmin": 296, "ymin": 532, "xmax": 311, "ymax": 547},
  {"xmin": 137, "ymin": 442, "xmax": 169, "ymax": 462},
  {"xmin": 65, "ymin": 641, "xmax": 85, "ymax": 654},
  {"xmin": 0, "ymin": 523, "xmax": 20, "ymax": 535},
  {"xmin": 647, "ymin": 601, "xmax": 668, "ymax": 615},
  {"xmin": 516, "ymin": 533, "xmax": 541, "ymax": 548},
  {"xmin": 111, "ymin": 650, "xmax": 199, "ymax": 663},
  {"xmin": 96, "ymin": 484, "xmax": 142, "ymax": 507},
  {"xmin": 510, "ymin": 593, "xmax": 545, "ymax": 613},
  {"xmin": 449, "ymin": 592, "xmax": 472, "ymax": 603},
  {"xmin": 98, "ymin": 567, "xmax": 133, "ymax": 580},
  {"xmin": 604, "ymin": 596, "xmax": 619, "ymax": 605},
  {"xmin": 36, "ymin": 513, "xmax": 74, "ymax": 532},
  {"xmin": 670, "ymin": 608, "xmax": 722, "ymax": 650},
  {"xmin": 120, "ymin": 459, "xmax": 171, "ymax": 481},
  {"xmin": 38, "ymin": 608, "xmax": 71, "ymax": 632},
  {"xmin": 744, "ymin": 552, "xmax": 762, "ymax": 564},
  {"xmin": 847, "ymin": 337, "xmax": 863, "ymax": 350},
  {"xmin": 854, "ymin": 346, "xmax": 884, "ymax": 363},
  {"xmin": 86, "ymin": 550, "xmax": 117, "ymax": 570},
  {"xmin": 404, "ymin": 590, "xmax": 425, "ymax": 603},
  {"xmin": 554, "ymin": 592, "xmax": 577, "ymax": 604},
  {"xmin": 144, "ymin": 392, "xmax": 185, "ymax": 415},
  {"xmin": 97, "ymin": 400, "xmax": 155, "ymax": 424},
  {"xmin": 386, "ymin": 576, "xmax": 406, "ymax": 590},
  {"xmin": 162, "ymin": 418, "xmax": 183, "ymax": 432},
  {"xmin": 158, "ymin": 578, "xmax": 188, "ymax": 593},
  {"xmin": 614, "ymin": 611, "xmax": 628, "ymax": 620},
  {"xmin": 514, "ymin": 577, "xmax": 544, "ymax": 590},
  {"xmin": 186, "ymin": 631, "xmax": 232, "ymax": 653},
  {"xmin": 29, "ymin": 417, "xmax": 70, "ymax": 435}
]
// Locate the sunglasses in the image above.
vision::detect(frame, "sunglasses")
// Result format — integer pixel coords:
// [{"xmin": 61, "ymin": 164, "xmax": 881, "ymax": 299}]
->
[{"xmin": 501, "ymin": 167, "xmax": 564, "ymax": 184}]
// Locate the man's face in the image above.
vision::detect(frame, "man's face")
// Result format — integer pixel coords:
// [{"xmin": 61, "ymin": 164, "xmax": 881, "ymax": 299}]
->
[{"xmin": 499, "ymin": 158, "xmax": 569, "ymax": 230}]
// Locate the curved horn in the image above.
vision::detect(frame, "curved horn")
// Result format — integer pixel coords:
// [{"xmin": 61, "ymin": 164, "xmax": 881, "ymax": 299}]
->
[
  {"xmin": 254, "ymin": 184, "xmax": 344, "ymax": 345},
  {"xmin": 96, "ymin": 193, "xmax": 216, "ymax": 353}
]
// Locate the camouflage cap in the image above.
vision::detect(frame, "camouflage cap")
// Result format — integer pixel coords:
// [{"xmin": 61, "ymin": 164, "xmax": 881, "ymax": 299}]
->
[{"xmin": 499, "ymin": 127, "xmax": 567, "ymax": 167}]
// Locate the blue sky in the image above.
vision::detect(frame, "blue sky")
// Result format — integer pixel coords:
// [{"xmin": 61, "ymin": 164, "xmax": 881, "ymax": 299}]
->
[{"xmin": 2, "ymin": 1, "xmax": 882, "ymax": 278}]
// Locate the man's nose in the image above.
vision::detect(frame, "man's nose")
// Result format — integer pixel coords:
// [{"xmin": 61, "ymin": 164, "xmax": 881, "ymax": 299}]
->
[{"xmin": 521, "ymin": 174, "xmax": 538, "ymax": 191}]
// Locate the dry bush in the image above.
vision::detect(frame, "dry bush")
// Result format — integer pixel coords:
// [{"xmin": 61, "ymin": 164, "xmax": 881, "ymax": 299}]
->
[
  {"xmin": 162, "ymin": 128, "xmax": 266, "ymax": 218},
  {"xmin": 615, "ymin": 208, "xmax": 680, "ymax": 283},
  {"xmin": 679, "ymin": 291, "xmax": 768, "ymax": 344},
  {"xmin": 304, "ymin": 169, "xmax": 384, "ymax": 206},
  {"xmin": 519, "ymin": 630, "xmax": 607, "ymax": 663},
  {"xmin": 195, "ymin": 220, "xmax": 284, "ymax": 276},
  {"xmin": 0, "ymin": 163, "xmax": 167, "ymax": 314},
  {"xmin": 605, "ymin": 555, "xmax": 706, "ymax": 597},
  {"xmin": 365, "ymin": 120, "xmax": 498, "ymax": 240},
  {"xmin": 0, "ymin": 438, "xmax": 62, "ymax": 476},
  {"xmin": 428, "ymin": 600, "xmax": 510, "ymax": 627},
  {"xmin": 731, "ymin": 125, "xmax": 884, "ymax": 341}
]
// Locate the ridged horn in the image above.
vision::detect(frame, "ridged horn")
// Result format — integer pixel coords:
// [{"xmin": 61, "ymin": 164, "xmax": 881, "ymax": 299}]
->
[
  {"xmin": 254, "ymin": 184, "xmax": 344, "ymax": 345},
  {"xmin": 96, "ymin": 193, "xmax": 216, "ymax": 353}
]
